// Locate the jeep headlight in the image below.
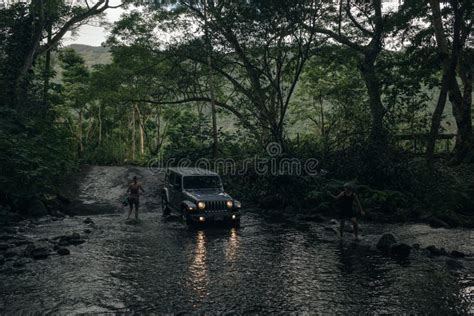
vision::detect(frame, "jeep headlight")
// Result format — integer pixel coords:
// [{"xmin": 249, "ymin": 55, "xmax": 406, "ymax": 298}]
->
[
  {"xmin": 197, "ymin": 201, "xmax": 206, "ymax": 210},
  {"xmin": 226, "ymin": 200, "xmax": 233, "ymax": 208}
]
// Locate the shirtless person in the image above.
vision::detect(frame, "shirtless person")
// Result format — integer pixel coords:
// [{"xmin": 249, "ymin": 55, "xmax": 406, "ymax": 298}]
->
[
  {"xmin": 328, "ymin": 183, "xmax": 365, "ymax": 240},
  {"xmin": 127, "ymin": 176, "xmax": 145, "ymax": 220}
]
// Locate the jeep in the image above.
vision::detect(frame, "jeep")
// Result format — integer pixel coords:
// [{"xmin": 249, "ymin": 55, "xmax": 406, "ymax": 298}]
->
[{"xmin": 161, "ymin": 168, "xmax": 241, "ymax": 225}]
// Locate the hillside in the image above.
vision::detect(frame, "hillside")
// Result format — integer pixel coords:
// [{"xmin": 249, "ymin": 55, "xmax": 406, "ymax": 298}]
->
[{"xmin": 66, "ymin": 44, "xmax": 112, "ymax": 67}]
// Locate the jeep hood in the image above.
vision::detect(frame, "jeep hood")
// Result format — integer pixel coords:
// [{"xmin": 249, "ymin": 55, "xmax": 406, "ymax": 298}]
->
[{"xmin": 185, "ymin": 190, "xmax": 232, "ymax": 201}]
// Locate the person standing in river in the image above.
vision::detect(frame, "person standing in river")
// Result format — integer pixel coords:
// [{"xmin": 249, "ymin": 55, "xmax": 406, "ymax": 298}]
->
[
  {"xmin": 127, "ymin": 176, "xmax": 145, "ymax": 220},
  {"xmin": 328, "ymin": 183, "xmax": 365, "ymax": 240}
]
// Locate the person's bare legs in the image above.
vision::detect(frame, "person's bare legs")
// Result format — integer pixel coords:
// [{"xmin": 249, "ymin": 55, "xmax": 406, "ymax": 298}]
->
[
  {"xmin": 339, "ymin": 219, "xmax": 345, "ymax": 239},
  {"xmin": 127, "ymin": 204, "xmax": 132, "ymax": 219},
  {"xmin": 351, "ymin": 217, "xmax": 359, "ymax": 240}
]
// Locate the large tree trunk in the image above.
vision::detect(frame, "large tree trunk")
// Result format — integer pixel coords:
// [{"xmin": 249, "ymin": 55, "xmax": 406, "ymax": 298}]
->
[
  {"xmin": 428, "ymin": 0, "xmax": 473, "ymax": 163},
  {"xmin": 359, "ymin": 53, "xmax": 387, "ymax": 148}
]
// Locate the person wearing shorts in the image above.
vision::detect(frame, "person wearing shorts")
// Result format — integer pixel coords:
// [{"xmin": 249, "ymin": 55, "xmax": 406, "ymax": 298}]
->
[{"xmin": 127, "ymin": 176, "xmax": 145, "ymax": 220}]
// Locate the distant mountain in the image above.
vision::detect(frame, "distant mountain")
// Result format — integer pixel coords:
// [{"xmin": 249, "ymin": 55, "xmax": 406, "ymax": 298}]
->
[{"xmin": 66, "ymin": 44, "xmax": 112, "ymax": 67}]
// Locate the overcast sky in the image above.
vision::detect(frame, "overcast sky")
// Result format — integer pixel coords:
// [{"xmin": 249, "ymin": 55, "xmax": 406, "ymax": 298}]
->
[{"xmin": 63, "ymin": 0, "xmax": 125, "ymax": 46}]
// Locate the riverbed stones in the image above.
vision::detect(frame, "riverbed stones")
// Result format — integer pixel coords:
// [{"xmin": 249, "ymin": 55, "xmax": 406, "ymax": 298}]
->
[
  {"xmin": 376, "ymin": 233, "xmax": 397, "ymax": 253},
  {"xmin": 83, "ymin": 229, "xmax": 92, "ymax": 234},
  {"xmin": 57, "ymin": 247, "xmax": 70, "ymax": 256}
]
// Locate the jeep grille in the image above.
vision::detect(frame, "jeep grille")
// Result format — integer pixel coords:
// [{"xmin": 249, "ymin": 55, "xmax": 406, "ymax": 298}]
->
[{"xmin": 205, "ymin": 200, "xmax": 226, "ymax": 211}]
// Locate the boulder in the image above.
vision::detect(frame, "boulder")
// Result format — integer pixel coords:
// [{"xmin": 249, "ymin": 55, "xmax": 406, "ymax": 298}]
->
[
  {"xmin": 426, "ymin": 245, "xmax": 448, "ymax": 257},
  {"xmin": 57, "ymin": 247, "xmax": 70, "ymax": 256},
  {"xmin": 70, "ymin": 233, "xmax": 81, "ymax": 240},
  {"xmin": 26, "ymin": 198, "xmax": 49, "ymax": 218},
  {"xmin": 450, "ymin": 250, "xmax": 466, "ymax": 258},
  {"xmin": 83, "ymin": 229, "xmax": 92, "ymax": 234},
  {"xmin": 376, "ymin": 233, "xmax": 397, "ymax": 253},
  {"xmin": 429, "ymin": 217, "xmax": 450, "ymax": 229},
  {"xmin": 69, "ymin": 239, "xmax": 85, "ymax": 246},
  {"xmin": 412, "ymin": 243, "xmax": 421, "ymax": 250},
  {"xmin": 31, "ymin": 247, "xmax": 49, "ymax": 260},
  {"xmin": 329, "ymin": 219, "xmax": 338, "ymax": 225},
  {"xmin": 390, "ymin": 243, "xmax": 411, "ymax": 259},
  {"xmin": 83, "ymin": 217, "xmax": 94, "ymax": 224}
]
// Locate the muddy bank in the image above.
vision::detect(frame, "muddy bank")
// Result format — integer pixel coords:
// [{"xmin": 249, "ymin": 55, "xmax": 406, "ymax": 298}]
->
[{"xmin": 61, "ymin": 165, "xmax": 164, "ymax": 215}]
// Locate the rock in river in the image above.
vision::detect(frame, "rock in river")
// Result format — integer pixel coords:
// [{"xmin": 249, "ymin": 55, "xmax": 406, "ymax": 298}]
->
[
  {"xmin": 390, "ymin": 243, "xmax": 411, "ymax": 259},
  {"xmin": 83, "ymin": 217, "xmax": 94, "ymax": 224},
  {"xmin": 57, "ymin": 247, "xmax": 70, "ymax": 256},
  {"xmin": 450, "ymin": 250, "xmax": 465, "ymax": 258},
  {"xmin": 31, "ymin": 247, "xmax": 49, "ymax": 260},
  {"xmin": 376, "ymin": 233, "xmax": 397, "ymax": 253},
  {"xmin": 426, "ymin": 245, "xmax": 448, "ymax": 257}
]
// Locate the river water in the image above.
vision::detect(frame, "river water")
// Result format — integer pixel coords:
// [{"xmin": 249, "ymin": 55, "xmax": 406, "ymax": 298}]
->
[{"xmin": 1, "ymin": 166, "xmax": 473, "ymax": 314}]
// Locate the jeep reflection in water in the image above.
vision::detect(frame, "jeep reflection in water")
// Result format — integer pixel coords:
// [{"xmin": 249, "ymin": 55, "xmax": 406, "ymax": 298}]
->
[{"xmin": 161, "ymin": 168, "xmax": 242, "ymax": 225}]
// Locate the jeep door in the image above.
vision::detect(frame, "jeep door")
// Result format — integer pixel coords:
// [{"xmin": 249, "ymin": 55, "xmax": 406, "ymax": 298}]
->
[{"xmin": 169, "ymin": 172, "xmax": 183, "ymax": 211}]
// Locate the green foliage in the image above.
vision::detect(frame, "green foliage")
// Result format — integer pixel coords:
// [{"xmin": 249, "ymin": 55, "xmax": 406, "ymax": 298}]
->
[{"xmin": 0, "ymin": 109, "xmax": 77, "ymax": 205}]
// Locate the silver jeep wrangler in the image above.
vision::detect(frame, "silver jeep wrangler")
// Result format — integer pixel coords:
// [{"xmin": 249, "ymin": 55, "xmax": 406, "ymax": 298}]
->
[{"xmin": 161, "ymin": 168, "xmax": 241, "ymax": 225}]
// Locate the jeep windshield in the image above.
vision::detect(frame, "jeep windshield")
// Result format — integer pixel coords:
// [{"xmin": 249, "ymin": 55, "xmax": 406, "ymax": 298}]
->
[{"xmin": 183, "ymin": 176, "xmax": 222, "ymax": 190}]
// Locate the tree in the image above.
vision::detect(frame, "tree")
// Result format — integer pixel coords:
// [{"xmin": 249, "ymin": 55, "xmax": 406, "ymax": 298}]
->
[
  {"xmin": 425, "ymin": 0, "xmax": 472, "ymax": 163},
  {"xmin": 0, "ymin": 0, "xmax": 121, "ymax": 109},
  {"xmin": 109, "ymin": 0, "xmax": 318, "ymax": 149},
  {"xmin": 57, "ymin": 48, "xmax": 91, "ymax": 158},
  {"xmin": 305, "ymin": 0, "xmax": 421, "ymax": 151}
]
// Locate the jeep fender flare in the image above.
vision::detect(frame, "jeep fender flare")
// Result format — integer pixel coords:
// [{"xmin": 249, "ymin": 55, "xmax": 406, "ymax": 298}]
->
[{"xmin": 181, "ymin": 200, "xmax": 197, "ymax": 211}]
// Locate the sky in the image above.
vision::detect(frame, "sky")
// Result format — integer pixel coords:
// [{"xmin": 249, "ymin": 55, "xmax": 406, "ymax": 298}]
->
[{"xmin": 63, "ymin": 0, "xmax": 125, "ymax": 46}]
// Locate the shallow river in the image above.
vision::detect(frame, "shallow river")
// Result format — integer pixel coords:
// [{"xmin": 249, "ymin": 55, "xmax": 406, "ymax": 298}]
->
[
  {"xmin": 1, "ymin": 211, "xmax": 473, "ymax": 314},
  {"xmin": 1, "ymin": 166, "xmax": 473, "ymax": 314}
]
